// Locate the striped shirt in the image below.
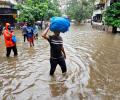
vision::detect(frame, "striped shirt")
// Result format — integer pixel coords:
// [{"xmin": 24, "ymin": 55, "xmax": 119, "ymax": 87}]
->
[{"xmin": 48, "ymin": 35, "xmax": 63, "ymax": 58}]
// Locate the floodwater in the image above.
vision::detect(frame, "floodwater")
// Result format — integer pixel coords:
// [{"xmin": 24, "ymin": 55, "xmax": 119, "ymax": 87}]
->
[{"xmin": 0, "ymin": 23, "xmax": 120, "ymax": 100}]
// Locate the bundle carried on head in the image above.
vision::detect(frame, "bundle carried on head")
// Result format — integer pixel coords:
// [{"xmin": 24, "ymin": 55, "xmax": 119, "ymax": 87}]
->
[{"xmin": 50, "ymin": 17, "xmax": 70, "ymax": 33}]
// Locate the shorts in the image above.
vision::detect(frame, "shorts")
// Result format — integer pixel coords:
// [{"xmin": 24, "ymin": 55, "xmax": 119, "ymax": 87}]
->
[{"xmin": 27, "ymin": 37, "xmax": 34, "ymax": 42}]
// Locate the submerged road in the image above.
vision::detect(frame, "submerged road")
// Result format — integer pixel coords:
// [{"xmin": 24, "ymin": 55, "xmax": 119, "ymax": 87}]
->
[{"xmin": 0, "ymin": 23, "xmax": 120, "ymax": 100}]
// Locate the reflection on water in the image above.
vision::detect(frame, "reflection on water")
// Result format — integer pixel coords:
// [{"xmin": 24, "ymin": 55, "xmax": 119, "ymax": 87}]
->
[
  {"xmin": 49, "ymin": 82, "xmax": 67, "ymax": 97},
  {"xmin": 0, "ymin": 24, "xmax": 120, "ymax": 100},
  {"xmin": 49, "ymin": 76, "xmax": 68, "ymax": 97}
]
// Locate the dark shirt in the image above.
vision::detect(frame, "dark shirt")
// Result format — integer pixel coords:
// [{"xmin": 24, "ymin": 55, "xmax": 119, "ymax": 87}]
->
[
  {"xmin": 26, "ymin": 26, "xmax": 34, "ymax": 38},
  {"xmin": 22, "ymin": 25, "xmax": 27, "ymax": 34},
  {"xmin": 48, "ymin": 35, "xmax": 63, "ymax": 58}
]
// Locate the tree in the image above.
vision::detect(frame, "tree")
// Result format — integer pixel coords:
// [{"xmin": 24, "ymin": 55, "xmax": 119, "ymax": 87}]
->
[
  {"xmin": 88, "ymin": 0, "xmax": 96, "ymax": 11},
  {"xmin": 104, "ymin": 2, "xmax": 120, "ymax": 33},
  {"xmin": 16, "ymin": 0, "xmax": 61, "ymax": 22},
  {"xmin": 44, "ymin": 0, "xmax": 61, "ymax": 20},
  {"xmin": 66, "ymin": 0, "xmax": 95, "ymax": 22}
]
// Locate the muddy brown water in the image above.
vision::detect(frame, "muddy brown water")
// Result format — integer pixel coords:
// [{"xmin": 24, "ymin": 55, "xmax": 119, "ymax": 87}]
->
[{"xmin": 0, "ymin": 23, "xmax": 120, "ymax": 100}]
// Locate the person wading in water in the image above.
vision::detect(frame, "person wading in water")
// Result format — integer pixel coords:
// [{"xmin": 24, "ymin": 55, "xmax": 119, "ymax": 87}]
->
[
  {"xmin": 42, "ymin": 26, "xmax": 67, "ymax": 76},
  {"xmin": 3, "ymin": 23, "xmax": 18, "ymax": 57}
]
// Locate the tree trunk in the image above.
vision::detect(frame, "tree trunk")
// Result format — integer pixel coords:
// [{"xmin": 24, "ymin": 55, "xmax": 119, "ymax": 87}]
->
[{"xmin": 112, "ymin": 26, "xmax": 117, "ymax": 33}]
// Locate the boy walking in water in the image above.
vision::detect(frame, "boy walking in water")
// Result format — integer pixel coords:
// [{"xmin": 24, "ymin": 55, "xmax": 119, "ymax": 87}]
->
[
  {"xmin": 26, "ymin": 22, "xmax": 34, "ymax": 47},
  {"xmin": 42, "ymin": 26, "xmax": 67, "ymax": 76},
  {"xmin": 22, "ymin": 23, "xmax": 27, "ymax": 42}
]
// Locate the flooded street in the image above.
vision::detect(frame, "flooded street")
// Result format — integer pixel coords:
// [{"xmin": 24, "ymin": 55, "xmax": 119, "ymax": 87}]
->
[{"xmin": 0, "ymin": 23, "xmax": 120, "ymax": 100}]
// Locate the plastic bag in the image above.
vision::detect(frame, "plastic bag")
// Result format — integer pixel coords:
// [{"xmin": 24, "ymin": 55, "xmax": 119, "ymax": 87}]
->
[
  {"xmin": 12, "ymin": 35, "xmax": 17, "ymax": 43},
  {"xmin": 50, "ymin": 17, "xmax": 70, "ymax": 33}
]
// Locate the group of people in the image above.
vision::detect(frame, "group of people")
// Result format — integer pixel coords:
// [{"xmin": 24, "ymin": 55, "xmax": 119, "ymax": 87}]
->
[
  {"xmin": 22, "ymin": 22, "xmax": 39, "ymax": 47},
  {"xmin": 0, "ymin": 22, "xmax": 39, "ymax": 57},
  {"xmin": 1, "ymin": 21, "xmax": 67, "ymax": 76}
]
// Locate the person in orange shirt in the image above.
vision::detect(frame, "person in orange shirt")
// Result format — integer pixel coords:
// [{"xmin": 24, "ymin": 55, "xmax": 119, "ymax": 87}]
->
[{"xmin": 3, "ymin": 23, "xmax": 18, "ymax": 57}]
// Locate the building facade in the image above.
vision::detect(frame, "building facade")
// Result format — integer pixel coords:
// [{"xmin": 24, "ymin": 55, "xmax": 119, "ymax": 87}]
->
[
  {"xmin": 91, "ymin": 0, "xmax": 120, "ymax": 31},
  {"xmin": 0, "ymin": 0, "xmax": 17, "ymax": 26},
  {"xmin": 92, "ymin": 0, "xmax": 106, "ymax": 25}
]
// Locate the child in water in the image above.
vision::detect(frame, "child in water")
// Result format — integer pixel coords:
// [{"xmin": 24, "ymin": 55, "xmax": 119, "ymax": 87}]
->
[
  {"xmin": 26, "ymin": 22, "xmax": 34, "ymax": 47},
  {"xmin": 42, "ymin": 26, "xmax": 67, "ymax": 76}
]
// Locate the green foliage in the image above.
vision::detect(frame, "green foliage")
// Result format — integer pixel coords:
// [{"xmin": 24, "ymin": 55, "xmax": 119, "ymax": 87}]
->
[
  {"xmin": 44, "ymin": 0, "xmax": 61, "ymax": 20},
  {"xmin": 66, "ymin": 0, "xmax": 95, "ymax": 22},
  {"xmin": 104, "ymin": 2, "xmax": 120, "ymax": 27},
  {"xmin": 16, "ymin": 0, "xmax": 61, "ymax": 22}
]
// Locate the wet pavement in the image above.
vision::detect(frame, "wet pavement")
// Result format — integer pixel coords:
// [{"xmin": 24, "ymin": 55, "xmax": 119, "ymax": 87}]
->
[{"xmin": 0, "ymin": 23, "xmax": 120, "ymax": 100}]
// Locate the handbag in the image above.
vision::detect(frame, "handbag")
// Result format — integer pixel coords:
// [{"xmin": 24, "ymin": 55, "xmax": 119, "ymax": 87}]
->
[{"xmin": 12, "ymin": 35, "xmax": 17, "ymax": 43}]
